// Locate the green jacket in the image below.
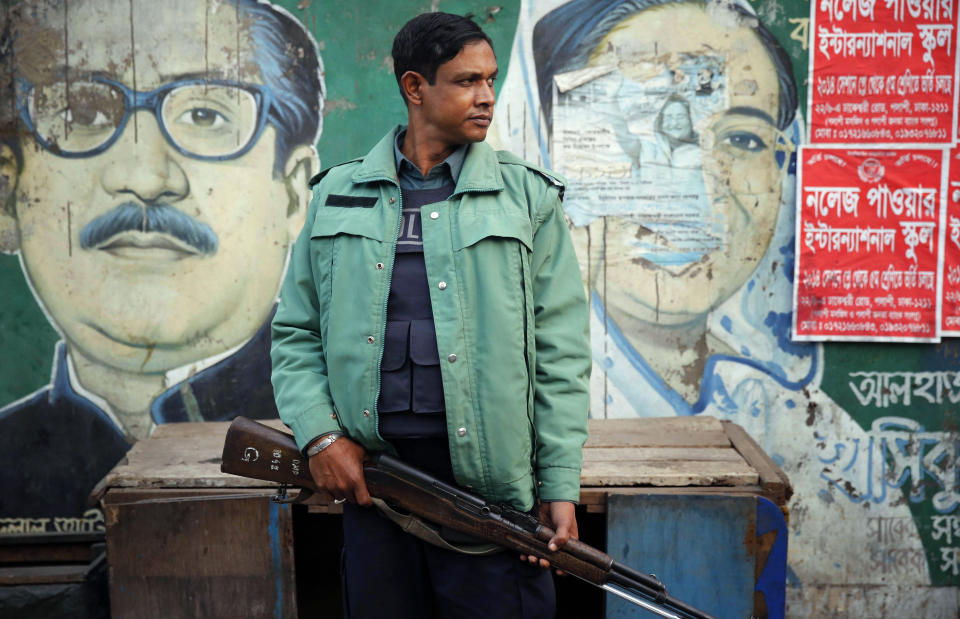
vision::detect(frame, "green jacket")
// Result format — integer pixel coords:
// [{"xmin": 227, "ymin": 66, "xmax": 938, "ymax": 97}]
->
[{"xmin": 270, "ymin": 127, "xmax": 590, "ymax": 510}]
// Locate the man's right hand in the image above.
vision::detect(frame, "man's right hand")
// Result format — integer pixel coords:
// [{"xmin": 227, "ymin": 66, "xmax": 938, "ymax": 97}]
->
[{"xmin": 307, "ymin": 436, "xmax": 372, "ymax": 506}]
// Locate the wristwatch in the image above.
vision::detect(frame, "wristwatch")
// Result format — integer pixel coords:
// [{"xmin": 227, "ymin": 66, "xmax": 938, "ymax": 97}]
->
[{"xmin": 305, "ymin": 431, "xmax": 343, "ymax": 457}]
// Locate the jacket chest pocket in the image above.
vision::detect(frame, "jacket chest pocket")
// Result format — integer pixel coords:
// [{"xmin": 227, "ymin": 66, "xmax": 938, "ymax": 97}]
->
[
  {"xmin": 310, "ymin": 206, "xmax": 388, "ymax": 242},
  {"xmin": 309, "ymin": 207, "xmax": 389, "ymax": 317},
  {"xmin": 452, "ymin": 212, "xmax": 532, "ymax": 254},
  {"xmin": 451, "ymin": 211, "xmax": 533, "ymax": 335}
]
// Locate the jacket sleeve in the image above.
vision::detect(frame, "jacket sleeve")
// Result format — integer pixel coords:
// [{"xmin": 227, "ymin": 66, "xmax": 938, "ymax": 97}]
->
[
  {"xmin": 270, "ymin": 190, "xmax": 341, "ymax": 452},
  {"xmin": 530, "ymin": 184, "xmax": 591, "ymax": 503}
]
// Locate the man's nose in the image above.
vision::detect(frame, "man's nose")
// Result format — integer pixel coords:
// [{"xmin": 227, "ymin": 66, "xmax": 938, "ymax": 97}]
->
[
  {"xmin": 476, "ymin": 81, "xmax": 495, "ymax": 107},
  {"xmin": 100, "ymin": 111, "xmax": 189, "ymax": 203}
]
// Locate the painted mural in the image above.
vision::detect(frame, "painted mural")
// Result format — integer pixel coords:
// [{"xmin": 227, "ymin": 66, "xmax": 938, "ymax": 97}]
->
[
  {"xmin": 0, "ymin": 0, "xmax": 324, "ymax": 526},
  {"xmin": 0, "ymin": 0, "xmax": 957, "ymax": 616},
  {"xmin": 494, "ymin": 0, "xmax": 959, "ymax": 615}
]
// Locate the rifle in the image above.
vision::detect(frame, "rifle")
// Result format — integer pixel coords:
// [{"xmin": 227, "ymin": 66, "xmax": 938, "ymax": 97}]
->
[{"xmin": 221, "ymin": 416, "xmax": 718, "ymax": 619}]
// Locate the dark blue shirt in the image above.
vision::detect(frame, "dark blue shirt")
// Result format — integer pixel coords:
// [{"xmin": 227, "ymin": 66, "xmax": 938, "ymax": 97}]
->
[{"xmin": 393, "ymin": 127, "xmax": 466, "ymax": 190}]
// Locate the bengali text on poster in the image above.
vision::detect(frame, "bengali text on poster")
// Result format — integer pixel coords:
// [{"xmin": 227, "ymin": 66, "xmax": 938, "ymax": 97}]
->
[
  {"xmin": 794, "ymin": 147, "xmax": 944, "ymax": 341},
  {"xmin": 943, "ymin": 148, "xmax": 960, "ymax": 333},
  {"xmin": 809, "ymin": 0, "xmax": 959, "ymax": 144}
]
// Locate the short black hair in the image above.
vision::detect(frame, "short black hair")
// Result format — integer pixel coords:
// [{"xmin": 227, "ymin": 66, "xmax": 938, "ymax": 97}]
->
[{"xmin": 391, "ymin": 12, "xmax": 493, "ymax": 103}]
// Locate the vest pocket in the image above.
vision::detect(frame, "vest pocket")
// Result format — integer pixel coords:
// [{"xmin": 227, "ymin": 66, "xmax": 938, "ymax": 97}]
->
[
  {"xmin": 378, "ymin": 321, "xmax": 410, "ymax": 413},
  {"xmin": 410, "ymin": 319, "xmax": 444, "ymax": 413}
]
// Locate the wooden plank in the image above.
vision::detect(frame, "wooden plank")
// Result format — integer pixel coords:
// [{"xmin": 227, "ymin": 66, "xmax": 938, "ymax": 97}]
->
[
  {"xmin": 97, "ymin": 419, "xmax": 779, "ymax": 510},
  {"xmin": 102, "ymin": 436, "xmax": 263, "ymax": 489},
  {"xmin": 581, "ymin": 459, "xmax": 758, "ymax": 488},
  {"xmin": 579, "ymin": 486, "xmax": 768, "ymax": 512},
  {"xmin": 585, "ymin": 416, "xmax": 731, "ymax": 448},
  {"xmin": 583, "ymin": 447, "xmax": 744, "ymax": 463},
  {"xmin": 0, "ymin": 564, "xmax": 89, "ymax": 585},
  {"xmin": 100, "ymin": 421, "xmax": 293, "ymax": 491},
  {"xmin": 147, "ymin": 421, "xmax": 230, "ymax": 439},
  {"xmin": 146, "ymin": 419, "xmax": 288, "ymax": 440},
  {"xmin": 0, "ymin": 541, "xmax": 96, "ymax": 564},
  {"xmin": 102, "ymin": 488, "xmax": 277, "ymax": 505},
  {"xmin": 106, "ymin": 495, "xmax": 296, "ymax": 618},
  {"xmin": 721, "ymin": 420, "xmax": 793, "ymax": 506},
  {"xmin": 306, "ymin": 503, "xmax": 345, "ymax": 515}
]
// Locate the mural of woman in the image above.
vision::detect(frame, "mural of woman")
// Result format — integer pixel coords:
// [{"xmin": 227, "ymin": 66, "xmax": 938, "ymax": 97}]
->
[
  {"xmin": 531, "ymin": 0, "xmax": 815, "ymax": 417},
  {"xmin": 487, "ymin": 0, "xmax": 946, "ymax": 611}
]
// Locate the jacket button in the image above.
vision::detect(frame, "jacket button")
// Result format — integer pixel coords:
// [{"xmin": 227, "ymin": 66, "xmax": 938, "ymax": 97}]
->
[
  {"xmin": 376, "ymin": 262, "xmax": 384, "ymax": 270},
  {"xmin": 362, "ymin": 409, "xmax": 371, "ymax": 417},
  {"xmin": 330, "ymin": 412, "xmax": 338, "ymax": 420},
  {"xmin": 430, "ymin": 211, "xmax": 439, "ymax": 219},
  {"xmin": 448, "ymin": 354, "xmax": 457, "ymax": 363},
  {"xmin": 438, "ymin": 281, "xmax": 447, "ymax": 290},
  {"xmin": 457, "ymin": 427, "xmax": 467, "ymax": 437},
  {"xmin": 389, "ymin": 197, "xmax": 396, "ymax": 204},
  {"xmin": 367, "ymin": 336, "xmax": 375, "ymax": 344}
]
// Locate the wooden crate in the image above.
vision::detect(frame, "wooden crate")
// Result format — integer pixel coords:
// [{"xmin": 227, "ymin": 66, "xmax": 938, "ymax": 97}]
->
[{"xmin": 95, "ymin": 416, "xmax": 791, "ymax": 618}]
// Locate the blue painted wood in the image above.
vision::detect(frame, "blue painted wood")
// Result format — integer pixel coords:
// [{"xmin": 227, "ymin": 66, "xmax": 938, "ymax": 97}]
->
[
  {"xmin": 755, "ymin": 497, "xmax": 788, "ymax": 619},
  {"xmin": 605, "ymin": 494, "xmax": 756, "ymax": 619}
]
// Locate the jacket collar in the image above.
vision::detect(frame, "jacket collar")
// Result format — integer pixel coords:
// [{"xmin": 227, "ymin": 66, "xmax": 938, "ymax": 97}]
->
[{"xmin": 352, "ymin": 125, "xmax": 503, "ymax": 196}]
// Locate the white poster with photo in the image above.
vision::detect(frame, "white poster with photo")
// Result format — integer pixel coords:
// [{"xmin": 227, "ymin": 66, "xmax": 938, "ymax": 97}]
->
[{"xmin": 551, "ymin": 55, "xmax": 727, "ymax": 271}]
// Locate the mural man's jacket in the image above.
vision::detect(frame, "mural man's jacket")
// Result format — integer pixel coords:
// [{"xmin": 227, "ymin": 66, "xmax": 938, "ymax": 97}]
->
[{"xmin": 270, "ymin": 127, "xmax": 590, "ymax": 511}]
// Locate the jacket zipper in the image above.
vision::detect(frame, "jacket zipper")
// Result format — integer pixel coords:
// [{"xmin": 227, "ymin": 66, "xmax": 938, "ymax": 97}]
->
[
  {"xmin": 518, "ymin": 243, "xmax": 538, "ymax": 493},
  {"xmin": 373, "ymin": 178, "xmax": 403, "ymax": 441}
]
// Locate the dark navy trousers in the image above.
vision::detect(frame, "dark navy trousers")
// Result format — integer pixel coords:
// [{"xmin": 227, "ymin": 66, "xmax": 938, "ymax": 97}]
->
[
  {"xmin": 341, "ymin": 504, "xmax": 556, "ymax": 619},
  {"xmin": 340, "ymin": 439, "xmax": 556, "ymax": 619}
]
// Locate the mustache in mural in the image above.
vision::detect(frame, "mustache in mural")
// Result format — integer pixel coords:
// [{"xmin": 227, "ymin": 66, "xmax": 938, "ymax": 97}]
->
[{"xmin": 79, "ymin": 202, "xmax": 219, "ymax": 255}]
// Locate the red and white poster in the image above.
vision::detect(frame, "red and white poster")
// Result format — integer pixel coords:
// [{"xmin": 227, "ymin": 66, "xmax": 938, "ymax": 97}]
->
[
  {"xmin": 794, "ymin": 147, "xmax": 945, "ymax": 341},
  {"xmin": 943, "ymin": 148, "xmax": 960, "ymax": 334},
  {"xmin": 809, "ymin": 0, "xmax": 959, "ymax": 145}
]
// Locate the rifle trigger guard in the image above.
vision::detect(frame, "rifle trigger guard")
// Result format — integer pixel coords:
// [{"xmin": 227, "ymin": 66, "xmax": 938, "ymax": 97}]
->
[{"xmin": 272, "ymin": 485, "xmax": 315, "ymax": 504}]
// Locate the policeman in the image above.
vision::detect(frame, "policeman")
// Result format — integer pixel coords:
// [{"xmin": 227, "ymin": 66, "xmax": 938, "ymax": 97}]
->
[{"xmin": 270, "ymin": 12, "xmax": 590, "ymax": 618}]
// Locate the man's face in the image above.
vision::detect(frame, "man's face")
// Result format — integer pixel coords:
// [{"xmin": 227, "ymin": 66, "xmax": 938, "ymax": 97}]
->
[
  {"xmin": 588, "ymin": 5, "xmax": 786, "ymax": 325},
  {"xmin": 418, "ymin": 40, "xmax": 498, "ymax": 145},
  {"xmin": 7, "ymin": 0, "xmax": 308, "ymax": 373}
]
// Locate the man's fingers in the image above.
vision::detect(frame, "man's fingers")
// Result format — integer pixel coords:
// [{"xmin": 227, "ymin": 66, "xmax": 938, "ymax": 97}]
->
[
  {"xmin": 353, "ymin": 477, "xmax": 373, "ymax": 507},
  {"xmin": 548, "ymin": 523, "xmax": 570, "ymax": 552}
]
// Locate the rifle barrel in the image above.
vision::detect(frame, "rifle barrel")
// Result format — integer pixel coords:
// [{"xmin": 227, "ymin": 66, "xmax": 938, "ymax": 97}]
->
[{"xmin": 601, "ymin": 583, "xmax": 682, "ymax": 619}]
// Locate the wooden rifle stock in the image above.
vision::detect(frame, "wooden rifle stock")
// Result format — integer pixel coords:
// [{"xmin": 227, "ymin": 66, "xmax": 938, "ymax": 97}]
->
[{"xmin": 221, "ymin": 417, "xmax": 717, "ymax": 619}]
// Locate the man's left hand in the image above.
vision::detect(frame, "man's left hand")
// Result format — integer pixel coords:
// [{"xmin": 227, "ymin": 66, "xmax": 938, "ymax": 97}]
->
[{"xmin": 520, "ymin": 501, "xmax": 578, "ymax": 573}]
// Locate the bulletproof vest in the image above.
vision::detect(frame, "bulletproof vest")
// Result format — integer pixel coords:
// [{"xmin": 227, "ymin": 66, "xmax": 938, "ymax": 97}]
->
[{"xmin": 377, "ymin": 184, "xmax": 453, "ymax": 439}]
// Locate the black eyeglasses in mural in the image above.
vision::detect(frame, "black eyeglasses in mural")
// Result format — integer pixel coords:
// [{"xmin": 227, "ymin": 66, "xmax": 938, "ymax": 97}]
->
[{"xmin": 16, "ymin": 76, "xmax": 276, "ymax": 161}]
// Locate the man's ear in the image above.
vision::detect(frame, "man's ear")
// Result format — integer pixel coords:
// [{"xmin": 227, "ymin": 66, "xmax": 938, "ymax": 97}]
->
[
  {"xmin": 400, "ymin": 71, "xmax": 426, "ymax": 106},
  {"xmin": 0, "ymin": 143, "xmax": 20, "ymax": 254},
  {"xmin": 282, "ymin": 144, "xmax": 320, "ymax": 242}
]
